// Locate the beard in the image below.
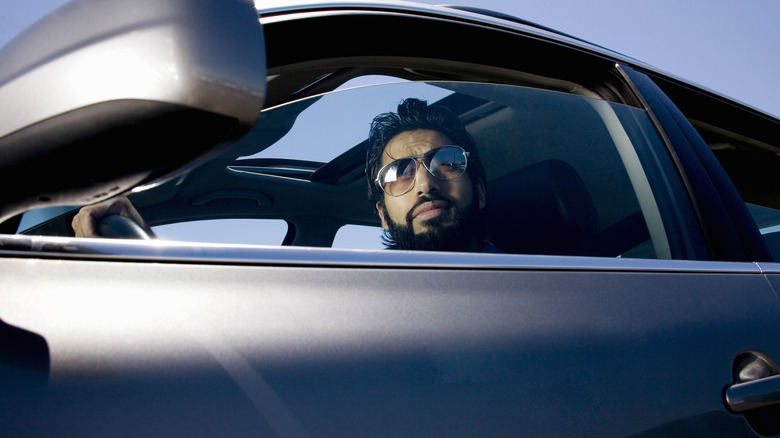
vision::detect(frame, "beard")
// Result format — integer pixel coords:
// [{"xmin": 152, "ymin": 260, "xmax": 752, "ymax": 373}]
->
[{"xmin": 381, "ymin": 194, "xmax": 481, "ymax": 251}]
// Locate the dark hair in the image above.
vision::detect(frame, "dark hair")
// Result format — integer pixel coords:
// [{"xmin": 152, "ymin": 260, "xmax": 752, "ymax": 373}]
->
[{"xmin": 366, "ymin": 98, "xmax": 486, "ymax": 207}]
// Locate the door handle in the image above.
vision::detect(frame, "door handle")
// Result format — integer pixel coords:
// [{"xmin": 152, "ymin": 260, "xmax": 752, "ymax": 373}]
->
[
  {"xmin": 726, "ymin": 373, "xmax": 780, "ymax": 412},
  {"xmin": 725, "ymin": 351, "xmax": 780, "ymax": 437}
]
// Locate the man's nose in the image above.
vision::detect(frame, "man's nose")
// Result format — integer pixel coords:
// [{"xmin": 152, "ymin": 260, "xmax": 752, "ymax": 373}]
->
[{"xmin": 415, "ymin": 164, "xmax": 440, "ymax": 195}]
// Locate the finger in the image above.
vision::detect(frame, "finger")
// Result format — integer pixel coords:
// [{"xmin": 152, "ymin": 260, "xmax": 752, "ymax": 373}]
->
[{"xmin": 72, "ymin": 210, "xmax": 98, "ymax": 237}]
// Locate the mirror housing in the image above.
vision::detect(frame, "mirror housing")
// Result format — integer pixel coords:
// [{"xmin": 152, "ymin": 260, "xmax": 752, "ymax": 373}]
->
[{"xmin": 0, "ymin": 0, "xmax": 266, "ymax": 223}]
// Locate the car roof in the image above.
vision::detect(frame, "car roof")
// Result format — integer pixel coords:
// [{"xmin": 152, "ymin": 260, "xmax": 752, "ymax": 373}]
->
[
  {"xmin": 256, "ymin": 0, "xmax": 778, "ymax": 121},
  {"xmin": 256, "ymin": 0, "xmax": 634, "ymax": 60}
]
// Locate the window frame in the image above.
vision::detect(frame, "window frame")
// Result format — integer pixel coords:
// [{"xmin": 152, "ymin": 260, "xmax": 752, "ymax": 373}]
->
[
  {"xmin": 7, "ymin": 6, "xmax": 761, "ymax": 264},
  {"xmin": 622, "ymin": 65, "xmax": 772, "ymax": 262},
  {"xmin": 15, "ymin": 78, "xmax": 706, "ymax": 261}
]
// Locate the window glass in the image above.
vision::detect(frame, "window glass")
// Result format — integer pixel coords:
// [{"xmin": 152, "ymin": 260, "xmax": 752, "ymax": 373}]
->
[
  {"xmin": 716, "ymin": 147, "xmax": 780, "ymax": 260},
  {"xmin": 17, "ymin": 206, "xmax": 78, "ymax": 232},
  {"xmin": 152, "ymin": 219, "xmax": 288, "ymax": 246},
  {"xmin": 18, "ymin": 80, "xmax": 699, "ymax": 259},
  {"xmin": 333, "ymin": 225, "xmax": 385, "ymax": 250},
  {"xmin": 455, "ymin": 84, "xmax": 675, "ymax": 258},
  {"xmin": 241, "ymin": 81, "xmax": 452, "ymax": 163},
  {"xmin": 205, "ymin": 81, "xmax": 693, "ymax": 258}
]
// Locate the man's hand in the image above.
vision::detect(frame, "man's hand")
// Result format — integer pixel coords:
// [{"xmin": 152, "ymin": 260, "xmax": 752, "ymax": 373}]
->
[{"xmin": 72, "ymin": 196, "xmax": 151, "ymax": 238}]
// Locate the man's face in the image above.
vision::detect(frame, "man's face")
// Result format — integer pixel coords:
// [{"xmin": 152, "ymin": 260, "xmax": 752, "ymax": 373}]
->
[{"xmin": 375, "ymin": 129, "xmax": 486, "ymax": 251}]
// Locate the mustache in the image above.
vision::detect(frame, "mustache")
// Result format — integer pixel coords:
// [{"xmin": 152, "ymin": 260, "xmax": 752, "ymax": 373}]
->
[{"xmin": 405, "ymin": 194, "xmax": 454, "ymax": 223}]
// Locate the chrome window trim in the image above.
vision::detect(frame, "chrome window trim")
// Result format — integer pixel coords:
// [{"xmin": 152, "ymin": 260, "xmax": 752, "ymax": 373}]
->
[
  {"xmin": 755, "ymin": 262, "xmax": 780, "ymax": 274},
  {"xmin": 0, "ymin": 235, "xmax": 761, "ymax": 274}
]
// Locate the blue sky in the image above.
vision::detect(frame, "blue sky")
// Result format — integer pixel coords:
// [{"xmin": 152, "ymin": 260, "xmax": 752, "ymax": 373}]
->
[{"xmin": 2, "ymin": 0, "xmax": 778, "ymax": 118}]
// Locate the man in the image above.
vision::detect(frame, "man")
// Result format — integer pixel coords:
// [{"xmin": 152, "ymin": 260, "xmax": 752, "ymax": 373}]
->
[
  {"xmin": 74, "ymin": 98, "xmax": 496, "ymax": 252},
  {"xmin": 367, "ymin": 98, "xmax": 497, "ymax": 252}
]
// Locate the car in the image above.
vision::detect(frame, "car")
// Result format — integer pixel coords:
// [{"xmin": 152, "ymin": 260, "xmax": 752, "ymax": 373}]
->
[{"xmin": 2, "ymin": 0, "xmax": 780, "ymax": 436}]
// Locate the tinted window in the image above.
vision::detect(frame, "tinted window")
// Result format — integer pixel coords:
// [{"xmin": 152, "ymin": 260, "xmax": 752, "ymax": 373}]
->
[{"xmin": 716, "ymin": 147, "xmax": 780, "ymax": 260}]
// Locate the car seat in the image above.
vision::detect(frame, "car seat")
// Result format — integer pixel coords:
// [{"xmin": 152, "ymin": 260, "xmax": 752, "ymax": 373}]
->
[{"xmin": 484, "ymin": 159, "xmax": 599, "ymax": 255}]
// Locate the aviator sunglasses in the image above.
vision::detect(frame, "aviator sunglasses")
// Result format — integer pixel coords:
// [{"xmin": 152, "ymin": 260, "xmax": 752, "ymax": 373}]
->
[{"xmin": 375, "ymin": 145, "xmax": 470, "ymax": 197}]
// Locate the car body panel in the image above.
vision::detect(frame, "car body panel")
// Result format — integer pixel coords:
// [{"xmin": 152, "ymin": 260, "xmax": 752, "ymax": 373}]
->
[
  {"xmin": 1, "ymin": 243, "xmax": 779, "ymax": 436},
  {"xmin": 0, "ymin": 0, "xmax": 266, "ymax": 137}
]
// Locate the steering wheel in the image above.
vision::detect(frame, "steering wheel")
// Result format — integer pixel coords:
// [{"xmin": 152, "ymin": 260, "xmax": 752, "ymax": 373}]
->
[{"xmin": 97, "ymin": 215, "xmax": 153, "ymax": 240}]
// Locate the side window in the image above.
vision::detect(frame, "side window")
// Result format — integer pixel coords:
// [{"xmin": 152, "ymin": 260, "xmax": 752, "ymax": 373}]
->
[
  {"xmin": 713, "ymin": 145, "xmax": 780, "ymax": 260},
  {"xmin": 468, "ymin": 87, "xmax": 693, "ymax": 259},
  {"xmin": 152, "ymin": 219, "xmax": 289, "ymax": 246},
  {"xmin": 193, "ymin": 81, "xmax": 697, "ymax": 258},
  {"xmin": 333, "ymin": 225, "xmax": 385, "ymax": 250},
  {"xmin": 16, "ymin": 80, "xmax": 701, "ymax": 259},
  {"xmin": 665, "ymin": 91, "xmax": 780, "ymax": 261}
]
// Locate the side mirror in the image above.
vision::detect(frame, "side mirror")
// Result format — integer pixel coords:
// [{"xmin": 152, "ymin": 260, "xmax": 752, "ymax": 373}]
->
[{"xmin": 0, "ymin": 0, "xmax": 266, "ymax": 223}]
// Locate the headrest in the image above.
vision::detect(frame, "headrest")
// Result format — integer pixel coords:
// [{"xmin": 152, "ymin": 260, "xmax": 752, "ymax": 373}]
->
[{"xmin": 484, "ymin": 159, "xmax": 599, "ymax": 255}]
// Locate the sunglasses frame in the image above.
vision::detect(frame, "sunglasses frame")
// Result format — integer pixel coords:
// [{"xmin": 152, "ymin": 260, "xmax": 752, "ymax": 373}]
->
[{"xmin": 374, "ymin": 145, "xmax": 470, "ymax": 197}]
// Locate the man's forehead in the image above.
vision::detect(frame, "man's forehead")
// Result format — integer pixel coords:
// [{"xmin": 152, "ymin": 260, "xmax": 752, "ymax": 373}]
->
[{"xmin": 382, "ymin": 129, "xmax": 452, "ymax": 163}]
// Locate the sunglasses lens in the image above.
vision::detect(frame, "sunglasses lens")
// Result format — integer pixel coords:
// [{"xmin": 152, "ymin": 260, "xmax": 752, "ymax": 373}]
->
[
  {"xmin": 380, "ymin": 158, "xmax": 417, "ymax": 196},
  {"xmin": 426, "ymin": 147, "xmax": 467, "ymax": 180},
  {"xmin": 377, "ymin": 146, "xmax": 469, "ymax": 196}
]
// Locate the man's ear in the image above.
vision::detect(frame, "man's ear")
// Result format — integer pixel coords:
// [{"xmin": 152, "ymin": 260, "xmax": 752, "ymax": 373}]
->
[
  {"xmin": 376, "ymin": 202, "xmax": 389, "ymax": 230},
  {"xmin": 477, "ymin": 179, "xmax": 486, "ymax": 210}
]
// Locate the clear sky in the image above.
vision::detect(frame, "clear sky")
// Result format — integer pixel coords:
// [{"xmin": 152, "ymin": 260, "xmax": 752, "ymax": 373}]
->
[{"xmin": 1, "ymin": 0, "xmax": 778, "ymax": 118}]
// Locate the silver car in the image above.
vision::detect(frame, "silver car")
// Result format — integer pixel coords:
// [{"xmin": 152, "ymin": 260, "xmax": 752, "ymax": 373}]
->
[{"xmin": 1, "ymin": 0, "xmax": 780, "ymax": 436}]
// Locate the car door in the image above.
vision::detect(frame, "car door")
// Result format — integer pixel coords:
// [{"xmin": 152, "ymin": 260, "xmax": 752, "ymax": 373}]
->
[
  {"xmin": 2, "ymin": 240, "xmax": 780, "ymax": 437},
  {"xmin": 6, "ymin": 75, "xmax": 780, "ymax": 438},
  {"xmin": 4, "ymin": 3, "xmax": 780, "ymax": 437}
]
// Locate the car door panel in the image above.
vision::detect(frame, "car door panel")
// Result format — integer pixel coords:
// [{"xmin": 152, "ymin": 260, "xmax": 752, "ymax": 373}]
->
[{"xmin": 1, "ymin": 250, "xmax": 778, "ymax": 436}]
